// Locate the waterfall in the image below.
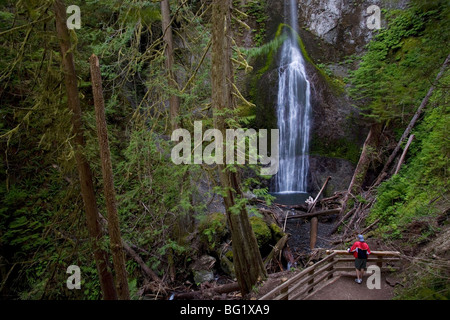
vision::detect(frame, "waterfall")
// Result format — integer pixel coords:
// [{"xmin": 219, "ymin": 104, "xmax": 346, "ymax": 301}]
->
[{"xmin": 274, "ymin": 0, "xmax": 311, "ymax": 193}]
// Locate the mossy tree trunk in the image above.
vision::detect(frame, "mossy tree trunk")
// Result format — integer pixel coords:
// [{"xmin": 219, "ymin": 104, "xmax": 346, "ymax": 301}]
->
[
  {"xmin": 54, "ymin": 0, "xmax": 117, "ymax": 300},
  {"xmin": 161, "ymin": 0, "xmax": 180, "ymax": 131},
  {"xmin": 90, "ymin": 54, "xmax": 130, "ymax": 300},
  {"xmin": 211, "ymin": 0, "xmax": 267, "ymax": 296}
]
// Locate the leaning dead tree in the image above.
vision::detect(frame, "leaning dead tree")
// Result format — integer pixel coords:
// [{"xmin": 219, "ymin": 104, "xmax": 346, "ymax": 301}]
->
[{"xmin": 90, "ymin": 54, "xmax": 130, "ymax": 300}]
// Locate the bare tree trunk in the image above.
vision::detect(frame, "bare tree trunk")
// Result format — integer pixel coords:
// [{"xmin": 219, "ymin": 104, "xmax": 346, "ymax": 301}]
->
[
  {"xmin": 309, "ymin": 217, "xmax": 318, "ymax": 249},
  {"xmin": 340, "ymin": 123, "xmax": 382, "ymax": 216},
  {"xmin": 394, "ymin": 134, "xmax": 415, "ymax": 175},
  {"xmin": 53, "ymin": 0, "xmax": 117, "ymax": 300},
  {"xmin": 161, "ymin": 0, "xmax": 180, "ymax": 131},
  {"xmin": 211, "ymin": 0, "xmax": 266, "ymax": 295},
  {"xmin": 90, "ymin": 54, "xmax": 130, "ymax": 300}
]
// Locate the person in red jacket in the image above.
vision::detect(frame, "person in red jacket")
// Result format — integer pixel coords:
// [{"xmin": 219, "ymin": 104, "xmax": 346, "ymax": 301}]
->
[{"xmin": 347, "ymin": 234, "xmax": 371, "ymax": 284}]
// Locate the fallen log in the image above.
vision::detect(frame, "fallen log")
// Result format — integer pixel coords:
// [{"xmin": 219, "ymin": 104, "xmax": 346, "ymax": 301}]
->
[
  {"xmin": 172, "ymin": 282, "xmax": 240, "ymax": 300},
  {"xmin": 394, "ymin": 134, "xmax": 415, "ymax": 175},
  {"xmin": 122, "ymin": 242, "xmax": 162, "ymax": 284},
  {"xmin": 331, "ymin": 218, "xmax": 380, "ymax": 244},
  {"xmin": 308, "ymin": 176, "xmax": 331, "ymax": 213},
  {"xmin": 330, "ymin": 207, "xmax": 356, "ymax": 235},
  {"xmin": 287, "ymin": 204, "xmax": 308, "ymax": 211},
  {"xmin": 98, "ymin": 213, "xmax": 163, "ymax": 285},
  {"xmin": 258, "ymin": 208, "xmax": 282, "ymax": 226},
  {"xmin": 360, "ymin": 218, "xmax": 380, "ymax": 235},
  {"xmin": 264, "ymin": 234, "xmax": 289, "ymax": 268},
  {"xmin": 343, "ymin": 203, "xmax": 362, "ymax": 238},
  {"xmin": 255, "ymin": 198, "xmax": 308, "ymax": 211},
  {"xmin": 319, "ymin": 192, "xmax": 344, "ymax": 203},
  {"xmin": 284, "ymin": 208, "xmax": 341, "ymax": 221}
]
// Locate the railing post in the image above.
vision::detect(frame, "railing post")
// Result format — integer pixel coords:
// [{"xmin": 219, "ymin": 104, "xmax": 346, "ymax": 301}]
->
[
  {"xmin": 377, "ymin": 256, "xmax": 383, "ymax": 269},
  {"xmin": 327, "ymin": 256, "xmax": 335, "ymax": 280},
  {"xmin": 280, "ymin": 277, "xmax": 289, "ymax": 300},
  {"xmin": 310, "ymin": 217, "xmax": 318, "ymax": 249},
  {"xmin": 307, "ymin": 268, "xmax": 315, "ymax": 294}
]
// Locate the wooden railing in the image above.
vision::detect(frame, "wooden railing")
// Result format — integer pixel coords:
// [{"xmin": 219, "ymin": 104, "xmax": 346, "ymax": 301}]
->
[{"xmin": 259, "ymin": 250, "xmax": 401, "ymax": 300}]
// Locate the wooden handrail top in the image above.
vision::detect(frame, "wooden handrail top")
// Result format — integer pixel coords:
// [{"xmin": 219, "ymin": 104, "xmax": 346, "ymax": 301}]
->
[
  {"xmin": 259, "ymin": 249, "xmax": 401, "ymax": 300},
  {"xmin": 259, "ymin": 252, "xmax": 337, "ymax": 300},
  {"xmin": 336, "ymin": 257, "xmax": 400, "ymax": 262},
  {"xmin": 326, "ymin": 250, "xmax": 401, "ymax": 256}
]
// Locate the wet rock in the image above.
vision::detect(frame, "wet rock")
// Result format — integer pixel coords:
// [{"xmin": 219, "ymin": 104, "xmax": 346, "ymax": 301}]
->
[
  {"xmin": 191, "ymin": 255, "xmax": 216, "ymax": 271},
  {"xmin": 297, "ymin": 0, "xmax": 410, "ymax": 56},
  {"xmin": 193, "ymin": 270, "xmax": 215, "ymax": 284},
  {"xmin": 309, "ymin": 156, "xmax": 355, "ymax": 196},
  {"xmin": 190, "ymin": 255, "xmax": 216, "ymax": 284}
]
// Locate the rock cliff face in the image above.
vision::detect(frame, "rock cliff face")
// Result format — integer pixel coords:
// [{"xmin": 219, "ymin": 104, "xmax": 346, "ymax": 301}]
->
[
  {"xmin": 300, "ymin": 0, "xmax": 380, "ymax": 56},
  {"xmin": 252, "ymin": 0, "xmax": 409, "ymax": 194},
  {"xmin": 297, "ymin": 0, "xmax": 409, "ymax": 58}
]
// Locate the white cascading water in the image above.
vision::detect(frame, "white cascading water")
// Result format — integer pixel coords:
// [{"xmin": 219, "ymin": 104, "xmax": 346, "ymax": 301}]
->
[{"xmin": 274, "ymin": 0, "xmax": 311, "ymax": 193}]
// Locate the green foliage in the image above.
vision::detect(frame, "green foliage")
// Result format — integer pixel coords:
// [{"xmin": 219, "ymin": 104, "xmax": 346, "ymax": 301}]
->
[
  {"xmin": 243, "ymin": 34, "xmax": 287, "ymax": 60},
  {"xmin": 242, "ymin": 0, "xmax": 268, "ymax": 47},
  {"xmin": 368, "ymin": 100, "xmax": 449, "ymax": 237},
  {"xmin": 0, "ymin": 0, "xmax": 213, "ymax": 299},
  {"xmin": 360, "ymin": 1, "xmax": 449, "ymax": 239},
  {"xmin": 198, "ymin": 212, "xmax": 228, "ymax": 251},
  {"xmin": 348, "ymin": 0, "xmax": 450, "ymax": 124},
  {"xmin": 395, "ymin": 270, "xmax": 450, "ymax": 300},
  {"xmin": 347, "ymin": 0, "xmax": 450, "ymax": 300}
]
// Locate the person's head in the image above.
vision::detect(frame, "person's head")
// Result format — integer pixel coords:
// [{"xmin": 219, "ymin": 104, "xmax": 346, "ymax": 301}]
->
[{"xmin": 357, "ymin": 234, "xmax": 365, "ymax": 242}]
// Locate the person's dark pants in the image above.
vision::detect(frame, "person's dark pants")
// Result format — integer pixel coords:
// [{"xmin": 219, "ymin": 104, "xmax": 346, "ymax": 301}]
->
[{"xmin": 355, "ymin": 258, "xmax": 367, "ymax": 271}]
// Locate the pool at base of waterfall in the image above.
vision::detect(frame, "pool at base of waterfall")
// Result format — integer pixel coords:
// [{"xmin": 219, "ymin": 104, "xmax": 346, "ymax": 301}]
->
[{"xmin": 269, "ymin": 192, "xmax": 311, "ymax": 206}]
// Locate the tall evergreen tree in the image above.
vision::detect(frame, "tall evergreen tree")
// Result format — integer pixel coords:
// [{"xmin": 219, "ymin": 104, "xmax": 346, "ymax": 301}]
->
[
  {"xmin": 53, "ymin": 0, "xmax": 117, "ymax": 300},
  {"xmin": 161, "ymin": 0, "xmax": 180, "ymax": 131},
  {"xmin": 210, "ymin": 0, "xmax": 267, "ymax": 296}
]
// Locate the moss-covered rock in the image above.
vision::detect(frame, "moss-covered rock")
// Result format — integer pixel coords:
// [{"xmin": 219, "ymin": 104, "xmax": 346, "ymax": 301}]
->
[
  {"xmin": 269, "ymin": 222, "xmax": 284, "ymax": 242},
  {"xmin": 249, "ymin": 216, "xmax": 272, "ymax": 249},
  {"xmin": 198, "ymin": 212, "xmax": 229, "ymax": 251},
  {"xmin": 220, "ymin": 249, "xmax": 235, "ymax": 277}
]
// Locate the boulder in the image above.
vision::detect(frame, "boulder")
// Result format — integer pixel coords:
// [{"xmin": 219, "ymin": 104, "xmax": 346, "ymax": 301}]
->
[
  {"xmin": 193, "ymin": 270, "xmax": 215, "ymax": 285},
  {"xmin": 190, "ymin": 255, "xmax": 216, "ymax": 284}
]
